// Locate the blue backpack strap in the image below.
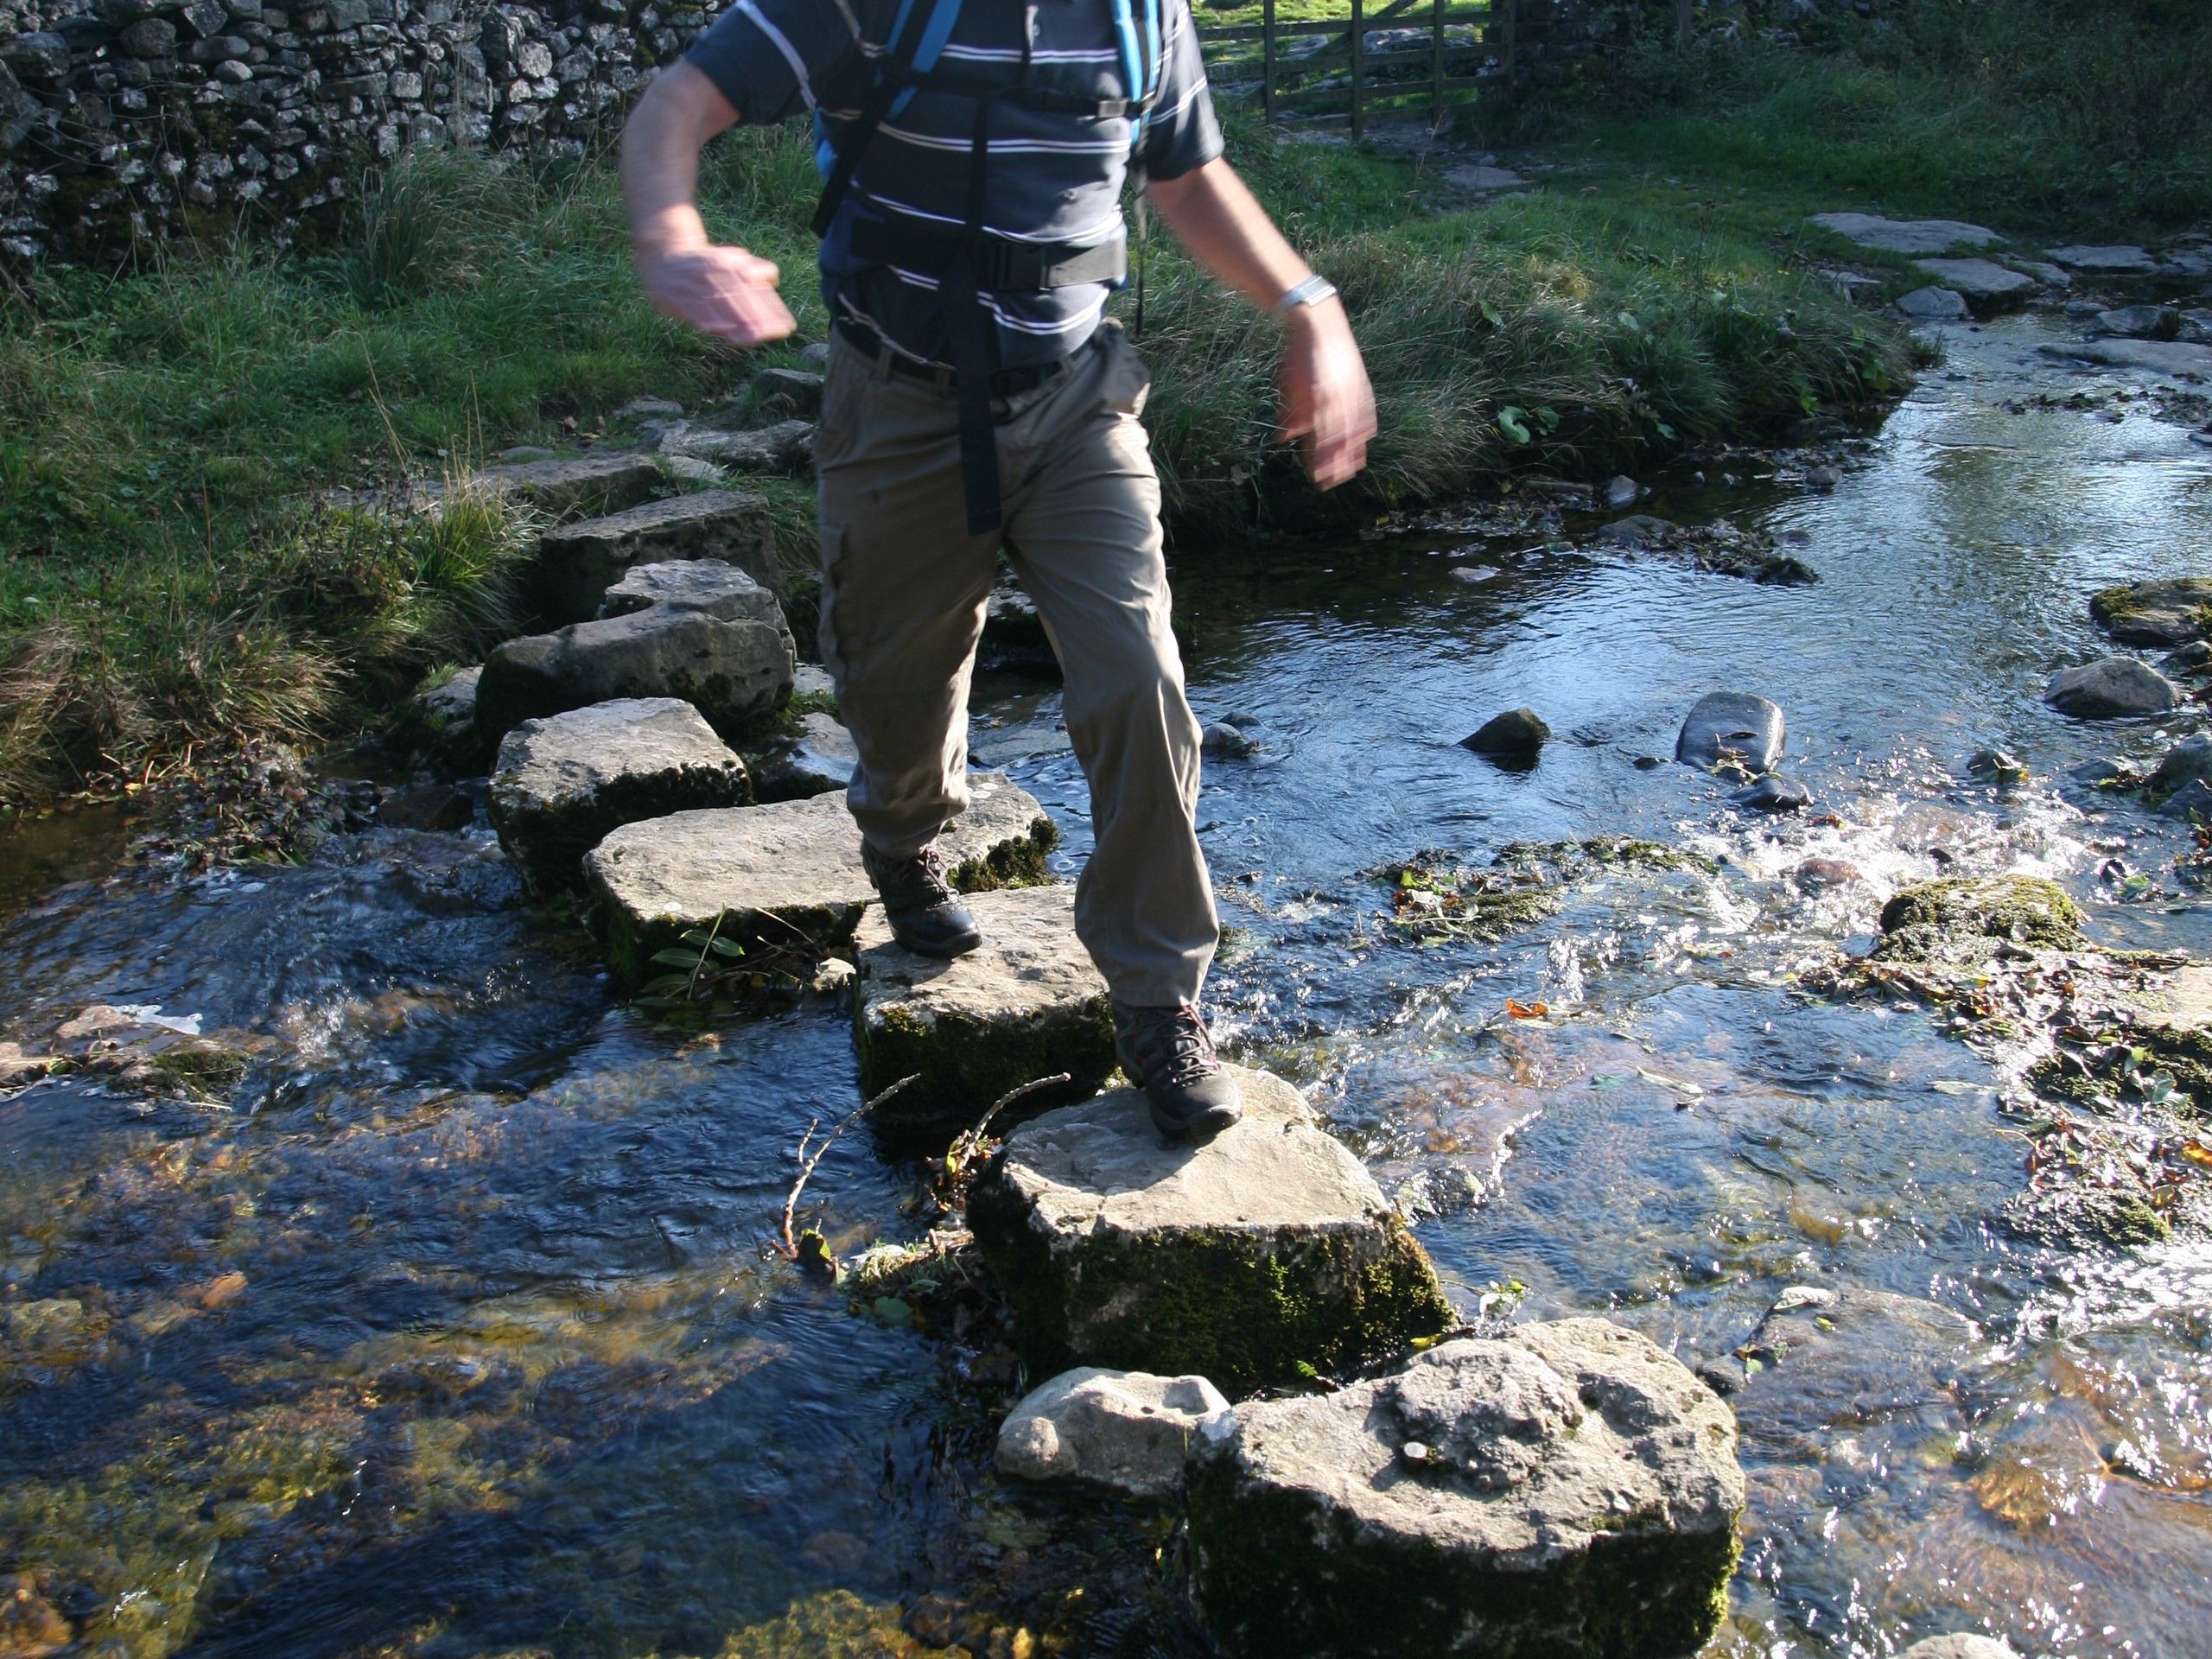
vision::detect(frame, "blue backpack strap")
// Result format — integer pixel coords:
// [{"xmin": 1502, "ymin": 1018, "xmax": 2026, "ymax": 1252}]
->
[{"xmin": 810, "ymin": 0, "xmax": 964, "ymax": 231}]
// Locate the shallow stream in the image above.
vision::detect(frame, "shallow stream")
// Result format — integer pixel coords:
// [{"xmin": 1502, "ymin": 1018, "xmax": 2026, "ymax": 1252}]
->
[{"xmin": 5, "ymin": 312, "xmax": 2211, "ymax": 1659}]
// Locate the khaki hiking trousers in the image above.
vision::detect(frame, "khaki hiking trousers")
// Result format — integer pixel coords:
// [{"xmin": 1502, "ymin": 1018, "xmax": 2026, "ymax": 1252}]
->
[{"xmin": 813, "ymin": 320, "xmax": 1218, "ymax": 1009}]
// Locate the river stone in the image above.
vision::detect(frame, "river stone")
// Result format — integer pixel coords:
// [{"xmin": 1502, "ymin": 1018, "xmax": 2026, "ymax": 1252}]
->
[
  {"xmin": 1186, "ymin": 1319, "xmax": 1744, "ymax": 1659},
  {"xmin": 596, "ymin": 559, "xmax": 797, "ymax": 670},
  {"xmin": 2158, "ymin": 779, "xmax": 2212, "ymax": 821},
  {"xmin": 751, "ymin": 366, "xmax": 825, "ymax": 419},
  {"xmin": 664, "ymin": 418, "xmax": 815, "ymax": 472},
  {"xmin": 584, "ymin": 770, "xmax": 1053, "ymax": 988},
  {"xmin": 1872, "ymin": 875, "xmax": 2085, "ymax": 964},
  {"xmin": 2050, "ymin": 336, "xmax": 2212, "ymax": 376},
  {"xmin": 853, "ymin": 883, "xmax": 1116, "ymax": 1148},
  {"xmin": 1735, "ymin": 772, "xmax": 1809, "ymax": 812},
  {"xmin": 391, "ymin": 664, "xmax": 491, "ymax": 773},
  {"xmin": 752, "ymin": 710, "xmax": 857, "ymax": 804},
  {"xmin": 2043, "ymin": 657, "xmax": 2180, "ymax": 719},
  {"xmin": 968, "ymin": 1068, "xmax": 1452, "ymax": 1394},
  {"xmin": 1898, "ymin": 1637, "xmax": 2018, "ymax": 1659},
  {"xmin": 2148, "ymin": 732, "xmax": 2212, "ymax": 791},
  {"xmin": 463, "ymin": 453, "xmax": 664, "ymax": 521},
  {"xmin": 535, "ymin": 491, "xmax": 779, "ymax": 623},
  {"xmin": 1896, "ymin": 286, "xmax": 1971, "ymax": 321},
  {"xmin": 2089, "ymin": 576, "xmax": 2212, "ymax": 646},
  {"xmin": 2094, "ymin": 304, "xmax": 2180, "ymax": 340},
  {"xmin": 476, "ymin": 605, "xmax": 794, "ymax": 746},
  {"xmin": 2046, "ymin": 243, "xmax": 2158, "ymax": 272},
  {"xmin": 1912, "ymin": 257, "xmax": 2036, "ymax": 306},
  {"xmin": 996, "ymin": 1366, "xmax": 1232, "ymax": 1499},
  {"xmin": 488, "ymin": 699, "xmax": 750, "ymax": 896},
  {"xmin": 1460, "ymin": 708, "xmax": 1550, "ymax": 766},
  {"xmin": 978, "ymin": 582, "xmax": 1061, "ymax": 676},
  {"xmin": 1809, "ymin": 213, "xmax": 1999, "ymax": 254},
  {"xmin": 1676, "ymin": 691, "xmax": 1784, "ymax": 772}
]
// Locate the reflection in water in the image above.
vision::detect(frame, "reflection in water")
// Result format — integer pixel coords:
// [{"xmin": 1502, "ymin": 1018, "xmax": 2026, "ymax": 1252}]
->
[{"xmin": 2, "ymin": 315, "xmax": 2210, "ymax": 1657}]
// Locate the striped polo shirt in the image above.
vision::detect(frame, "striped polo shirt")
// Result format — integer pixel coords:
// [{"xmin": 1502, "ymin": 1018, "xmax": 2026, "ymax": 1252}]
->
[{"xmin": 685, "ymin": 0, "xmax": 1223, "ymax": 370}]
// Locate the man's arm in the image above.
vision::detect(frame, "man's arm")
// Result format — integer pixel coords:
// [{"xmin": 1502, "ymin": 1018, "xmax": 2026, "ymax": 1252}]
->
[
  {"xmin": 621, "ymin": 60, "xmax": 797, "ymax": 344},
  {"xmin": 1147, "ymin": 158, "xmax": 1376, "ymax": 490}
]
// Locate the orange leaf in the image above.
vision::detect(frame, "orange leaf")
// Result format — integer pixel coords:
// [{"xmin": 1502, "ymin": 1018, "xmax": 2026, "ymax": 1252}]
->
[
  {"xmin": 1505, "ymin": 999, "xmax": 1548, "ymax": 1019},
  {"xmin": 2182, "ymin": 1141, "xmax": 2212, "ymax": 1169}
]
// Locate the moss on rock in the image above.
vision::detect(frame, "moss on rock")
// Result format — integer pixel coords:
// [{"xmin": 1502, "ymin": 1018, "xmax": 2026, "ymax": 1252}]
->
[
  {"xmin": 1874, "ymin": 875, "xmax": 2087, "ymax": 963},
  {"xmin": 949, "ymin": 815, "xmax": 1058, "ymax": 893}
]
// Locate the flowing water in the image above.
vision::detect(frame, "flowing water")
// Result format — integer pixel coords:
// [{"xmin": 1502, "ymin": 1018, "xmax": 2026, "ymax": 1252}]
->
[{"xmin": 4, "ymin": 312, "xmax": 2211, "ymax": 1659}]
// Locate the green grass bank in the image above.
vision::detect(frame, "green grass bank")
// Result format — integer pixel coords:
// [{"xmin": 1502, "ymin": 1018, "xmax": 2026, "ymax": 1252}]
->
[{"xmin": 0, "ymin": 103, "xmax": 1914, "ymax": 798}]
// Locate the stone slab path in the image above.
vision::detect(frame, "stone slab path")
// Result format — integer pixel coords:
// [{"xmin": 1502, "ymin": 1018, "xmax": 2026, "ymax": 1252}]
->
[{"xmin": 535, "ymin": 491, "xmax": 779, "ymax": 625}]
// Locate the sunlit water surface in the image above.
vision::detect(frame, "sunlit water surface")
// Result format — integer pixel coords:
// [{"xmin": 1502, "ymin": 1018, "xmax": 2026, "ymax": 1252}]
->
[{"xmin": 4, "ymin": 315, "xmax": 2210, "ymax": 1658}]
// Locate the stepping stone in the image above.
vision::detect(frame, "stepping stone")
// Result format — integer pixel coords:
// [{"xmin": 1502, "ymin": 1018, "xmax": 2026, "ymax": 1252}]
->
[
  {"xmin": 535, "ymin": 491, "xmax": 780, "ymax": 624},
  {"xmin": 978, "ymin": 581, "xmax": 1060, "ymax": 677},
  {"xmin": 597, "ymin": 560, "xmax": 792, "ymax": 641},
  {"xmin": 968, "ymin": 1067, "xmax": 1453, "ymax": 1395},
  {"xmin": 1809, "ymin": 213, "xmax": 1999, "ymax": 253},
  {"xmin": 584, "ymin": 770, "xmax": 1055, "ymax": 988},
  {"xmin": 998, "ymin": 1366, "xmax": 1231, "ymax": 1499},
  {"xmin": 751, "ymin": 366, "xmax": 825, "ymax": 419},
  {"xmin": 391, "ymin": 664, "xmax": 491, "ymax": 774},
  {"xmin": 488, "ymin": 698, "xmax": 750, "ymax": 896},
  {"xmin": 2046, "ymin": 243, "xmax": 2157, "ymax": 272},
  {"xmin": 475, "ymin": 570, "xmax": 796, "ymax": 747},
  {"xmin": 2047, "ymin": 337, "xmax": 2212, "ymax": 376},
  {"xmin": 460, "ymin": 453, "xmax": 664, "ymax": 521},
  {"xmin": 2090, "ymin": 576, "xmax": 2212, "ymax": 646},
  {"xmin": 854, "ymin": 883, "xmax": 1116, "ymax": 1148},
  {"xmin": 1185, "ymin": 1319, "xmax": 1744, "ymax": 1659},
  {"xmin": 2044, "ymin": 657, "xmax": 2180, "ymax": 719},
  {"xmin": 752, "ymin": 710, "xmax": 856, "ymax": 804},
  {"xmin": 1440, "ymin": 162, "xmax": 1524, "ymax": 191},
  {"xmin": 2094, "ymin": 304, "xmax": 2180, "ymax": 340},
  {"xmin": 1676, "ymin": 691, "xmax": 1784, "ymax": 772},
  {"xmin": 663, "ymin": 419, "xmax": 815, "ymax": 472},
  {"xmin": 1911, "ymin": 257, "xmax": 2037, "ymax": 307},
  {"xmin": 1897, "ymin": 285, "xmax": 1970, "ymax": 321}
]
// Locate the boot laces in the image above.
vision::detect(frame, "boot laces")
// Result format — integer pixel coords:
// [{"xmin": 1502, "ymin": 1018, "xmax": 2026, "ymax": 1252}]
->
[
  {"xmin": 1123, "ymin": 1004, "xmax": 1219, "ymax": 1089},
  {"xmin": 867, "ymin": 845, "xmax": 957, "ymax": 911}
]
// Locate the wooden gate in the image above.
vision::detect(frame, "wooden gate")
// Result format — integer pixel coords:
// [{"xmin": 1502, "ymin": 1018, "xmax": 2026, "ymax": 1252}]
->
[{"xmin": 1194, "ymin": 0, "xmax": 1508, "ymax": 137}]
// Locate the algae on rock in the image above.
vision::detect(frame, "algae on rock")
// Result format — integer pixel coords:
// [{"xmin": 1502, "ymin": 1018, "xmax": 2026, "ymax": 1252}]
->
[{"xmin": 1872, "ymin": 876, "xmax": 2087, "ymax": 963}]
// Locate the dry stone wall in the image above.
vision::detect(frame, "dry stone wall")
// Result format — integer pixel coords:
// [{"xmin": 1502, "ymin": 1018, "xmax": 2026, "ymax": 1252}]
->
[{"xmin": 0, "ymin": 0, "xmax": 731, "ymax": 263}]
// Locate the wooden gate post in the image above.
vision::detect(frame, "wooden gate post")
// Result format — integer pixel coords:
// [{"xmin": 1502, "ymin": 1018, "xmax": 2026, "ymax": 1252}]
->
[
  {"xmin": 1262, "ymin": 0, "xmax": 1277, "ymax": 124},
  {"xmin": 1350, "ymin": 0, "xmax": 1364, "ymax": 138},
  {"xmin": 1675, "ymin": 0, "xmax": 1693, "ymax": 50},
  {"xmin": 1431, "ymin": 0, "xmax": 1445, "ymax": 124},
  {"xmin": 1500, "ymin": 0, "xmax": 1516, "ymax": 90}
]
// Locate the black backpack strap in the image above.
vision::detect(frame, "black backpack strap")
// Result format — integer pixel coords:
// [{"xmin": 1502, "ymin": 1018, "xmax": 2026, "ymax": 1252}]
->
[{"xmin": 810, "ymin": 0, "xmax": 942, "ymax": 238}]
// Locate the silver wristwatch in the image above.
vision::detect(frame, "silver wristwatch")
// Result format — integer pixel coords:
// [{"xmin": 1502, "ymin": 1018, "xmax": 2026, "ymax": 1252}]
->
[{"xmin": 1273, "ymin": 273, "xmax": 1338, "ymax": 320}]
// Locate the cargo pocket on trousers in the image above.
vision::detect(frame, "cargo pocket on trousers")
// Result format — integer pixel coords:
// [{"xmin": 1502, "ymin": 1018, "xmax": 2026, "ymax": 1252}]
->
[{"xmin": 815, "ymin": 522, "xmax": 849, "ymax": 679}]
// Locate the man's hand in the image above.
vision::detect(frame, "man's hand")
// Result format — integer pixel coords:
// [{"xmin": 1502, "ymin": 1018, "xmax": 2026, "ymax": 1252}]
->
[
  {"xmin": 622, "ymin": 61, "xmax": 792, "ymax": 344},
  {"xmin": 635, "ymin": 238, "xmax": 797, "ymax": 345},
  {"xmin": 1278, "ymin": 297, "xmax": 1376, "ymax": 491}
]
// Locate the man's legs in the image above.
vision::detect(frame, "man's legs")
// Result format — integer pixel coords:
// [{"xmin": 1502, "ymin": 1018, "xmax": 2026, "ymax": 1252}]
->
[
  {"xmin": 996, "ymin": 325, "xmax": 1235, "ymax": 1136},
  {"xmin": 815, "ymin": 334, "xmax": 1000, "ymax": 952}
]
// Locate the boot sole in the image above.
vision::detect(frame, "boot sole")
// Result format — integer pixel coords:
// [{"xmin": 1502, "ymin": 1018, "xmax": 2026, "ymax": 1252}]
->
[{"xmin": 1149, "ymin": 1099, "xmax": 1243, "ymax": 1143}]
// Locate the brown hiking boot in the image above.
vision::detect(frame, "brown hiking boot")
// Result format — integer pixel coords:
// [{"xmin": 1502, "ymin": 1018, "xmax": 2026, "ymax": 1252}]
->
[
  {"xmin": 861, "ymin": 842, "xmax": 982, "ymax": 958},
  {"xmin": 1113, "ymin": 1001, "xmax": 1242, "ymax": 1141}
]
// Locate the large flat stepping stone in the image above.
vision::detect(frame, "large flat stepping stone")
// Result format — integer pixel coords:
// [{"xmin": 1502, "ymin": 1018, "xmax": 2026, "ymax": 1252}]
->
[
  {"xmin": 462, "ymin": 453, "xmax": 664, "ymax": 521},
  {"xmin": 476, "ymin": 599, "xmax": 794, "ymax": 747},
  {"xmin": 968, "ymin": 1068, "xmax": 1452, "ymax": 1394},
  {"xmin": 2091, "ymin": 577, "xmax": 2212, "ymax": 646},
  {"xmin": 1809, "ymin": 213, "xmax": 1999, "ymax": 253},
  {"xmin": 584, "ymin": 770, "xmax": 1054, "ymax": 988},
  {"xmin": 1186, "ymin": 1319, "xmax": 1744, "ymax": 1659},
  {"xmin": 854, "ymin": 884, "xmax": 1116, "ymax": 1148},
  {"xmin": 2047, "ymin": 336, "xmax": 2212, "ymax": 377},
  {"xmin": 535, "ymin": 492, "xmax": 779, "ymax": 626},
  {"xmin": 2047, "ymin": 243, "xmax": 2157, "ymax": 272},
  {"xmin": 488, "ymin": 699, "xmax": 750, "ymax": 896},
  {"xmin": 1912, "ymin": 257, "xmax": 2037, "ymax": 305}
]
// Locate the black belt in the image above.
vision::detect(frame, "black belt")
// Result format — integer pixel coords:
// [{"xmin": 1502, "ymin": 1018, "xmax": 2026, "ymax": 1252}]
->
[{"xmin": 836, "ymin": 318, "xmax": 1074, "ymax": 399}]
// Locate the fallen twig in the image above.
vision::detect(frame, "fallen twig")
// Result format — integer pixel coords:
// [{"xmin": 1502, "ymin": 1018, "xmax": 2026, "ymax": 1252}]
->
[
  {"xmin": 944, "ymin": 1071, "xmax": 1073, "ymax": 1185},
  {"xmin": 774, "ymin": 1072, "xmax": 918, "ymax": 1262}
]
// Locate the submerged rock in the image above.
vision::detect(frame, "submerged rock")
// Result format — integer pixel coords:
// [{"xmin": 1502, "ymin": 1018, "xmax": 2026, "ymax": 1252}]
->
[
  {"xmin": 853, "ymin": 883, "xmax": 1116, "ymax": 1149},
  {"xmin": 996, "ymin": 1366, "xmax": 1231, "ymax": 1499},
  {"xmin": 969, "ymin": 1067, "xmax": 1452, "ymax": 1393},
  {"xmin": 1711, "ymin": 1285, "xmax": 1976, "ymax": 1452},
  {"xmin": 535, "ymin": 492, "xmax": 780, "ymax": 624},
  {"xmin": 1897, "ymin": 286, "xmax": 1971, "ymax": 321},
  {"xmin": 476, "ymin": 597, "xmax": 795, "ymax": 747},
  {"xmin": 1677, "ymin": 691, "xmax": 1785, "ymax": 773},
  {"xmin": 1872, "ymin": 875, "xmax": 2086, "ymax": 963},
  {"xmin": 1186, "ymin": 1319, "xmax": 1744, "ymax": 1659},
  {"xmin": 489, "ymin": 699, "xmax": 750, "ymax": 896},
  {"xmin": 1898, "ymin": 1637, "xmax": 2018, "ymax": 1659},
  {"xmin": 2089, "ymin": 577, "xmax": 2212, "ymax": 647},
  {"xmin": 376, "ymin": 783, "xmax": 474, "ymax": 832},
  {"xmin": 1460, "ymin": 707, "xmax": 1550, "ymax": 766},
  {"xmin": 1735, "ymin": 772, "xmax": 1809, "ymax": 812},
  {"xmin": 584, "ymin": 771, "xmax": 1052, "ymax": 988},
  {"xmin": 2044, "ymin": 657, "xmax": 2181, "ymax": 719}
]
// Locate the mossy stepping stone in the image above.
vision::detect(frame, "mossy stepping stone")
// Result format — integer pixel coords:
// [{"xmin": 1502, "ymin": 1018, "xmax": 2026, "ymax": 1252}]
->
[
  {"xmin": 1186, "ymin": 1319, "xmax": 1744, "ymax": 1659},
  {"xmin": 584, "ymin": 770, "xmax": 1055, "ymax": 988},
  {"xmin": 969, "ymin": 1067, "xmax": 1452, "ymax": 1394},
  {"xmin": 854, "ymin": 883, "xmax": 1115, "ymax": 1152}
]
